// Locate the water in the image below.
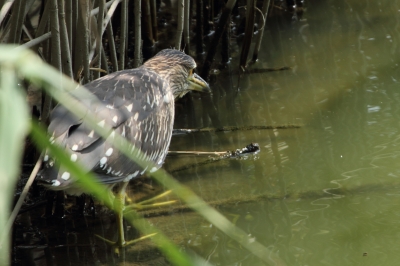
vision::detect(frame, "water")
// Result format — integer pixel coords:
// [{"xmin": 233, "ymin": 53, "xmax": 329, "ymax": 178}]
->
[
  {"xmin": 170, "ymin": 0, "xmax": 400, "ymax": 265},
  {"xmin": 14, "ymin": 1, "xmax": 400, "ymax": 265}
]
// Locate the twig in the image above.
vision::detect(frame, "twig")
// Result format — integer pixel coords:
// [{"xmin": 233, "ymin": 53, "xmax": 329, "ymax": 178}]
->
[
  {"xmin": 142, "ymin": 0, "xmax": 154, "ymax": 48},
  {"xmin": 0, "ymin": 0, "xmax": 14, "ymax": 27},
  {"xmin": 175, "ymin": 0, "xmax": 184, "ymax": 50},
  {"xmin": 150, "ymin": 0, "xmax": 158, "ymax": 42},
  {"xmin": 90, "ymin": 0, "xmax": 116, "ymax": 16},
  {"xmin": 169, "ymin": 143, "xmax": 260, "ymax": 158},
  {"xmin": 65, "ymin": 0, "xmax": 72, "ymax": 53},
  {"xmin": 94, "ymin": 0, "xmax": 105, "ymax": 79},
  {"xmin": 169, "ymin": 143, "xmax": 260, "ymax": 175},
  {"xmin": 201, "ymin": 0, "xmax": 237, "ymax": 81},
  {"xmin": 105, "ymin": 18, "xmax": 118, "ymax": 71},
  {"xmin": 118, "ymin": 0, "xmax": 127, "ymax": 70},
  {"xmin": 195, "ymin": 0, "xmax": 204, "ymax": 54},
  {"xmin": 32, "ymin": 0, "xmax": 51, "ymax": 53},
  {"xmin": 183, "ymin": 0, "xmax": 190, "ymax": 54},
  {"xmin": 19, "ymin": 32, "xmax": 51, "ymax": 49},
  {"xmin": 77, "ymin": 0, "xmax": 91, "ymax": 83},
  {"xmin": 172, "ymin": 124, "xmax": 301, "ymax": 135},
  {"xmin": 1, "ymin": 155, "xmax": 43, "ymax": 247},
  {"xmin": 238, "ymin": 0, "xmax": 255, "ymax": 71},
  {"xmin": 133, "ymin": 0, "xmax": 142, "ymax": 67},
  {"xmin": 168, "ymin": 150, "xmax": 228, "ymax": 156},
  {"xmin": 252, "ymin": 0, "xmax": 271, "ymax": 61},
  {"xmin": 7, "ymin": 0, "xmax": 24, "ymax": 44},
  {"xmin": 50, "ymin": 0, "xmax": 62, "ymax": 71}
]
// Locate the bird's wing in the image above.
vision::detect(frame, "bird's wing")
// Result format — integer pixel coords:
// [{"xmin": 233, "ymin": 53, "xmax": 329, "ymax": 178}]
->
[
  {"xmin": 39, "ymin": 68, "xmax": 172, "ymax": 190},
  {"xmin": 48, "ymin": 68, "xmax": 165, "ymax": 151}
]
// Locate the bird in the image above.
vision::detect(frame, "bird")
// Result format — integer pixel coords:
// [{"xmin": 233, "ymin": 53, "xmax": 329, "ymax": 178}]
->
[{"xmin": 37, "ymin": 49, "xmax": 210, "ymax": 252}]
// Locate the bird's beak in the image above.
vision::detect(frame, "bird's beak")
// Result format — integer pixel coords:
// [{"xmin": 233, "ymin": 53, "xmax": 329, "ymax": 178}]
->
[{"xmin": 188, "ymin": 73, "xmax": 211, "ymax": 93}]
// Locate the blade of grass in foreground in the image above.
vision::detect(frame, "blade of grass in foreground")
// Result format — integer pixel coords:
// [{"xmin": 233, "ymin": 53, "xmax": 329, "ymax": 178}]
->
[
  {"xmin": 0, "ymin": 64, "xmax": 30, "ymax": 263},
  {"xmin": 30, "ymin": 121, "xmax": 197, "ymax": 266}
]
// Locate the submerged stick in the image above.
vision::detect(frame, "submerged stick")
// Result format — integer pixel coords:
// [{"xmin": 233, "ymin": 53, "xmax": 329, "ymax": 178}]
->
[
  {"xmin": 173, "ymin": 124, "xmax": 301, "ymax": 135},
  {"xmin": 169, "ymin": 144, "xmax": 261, "ymax": 174},
  {"xmin": 169, "ymin": 143, "xmax": 260, "ymax": 158}
]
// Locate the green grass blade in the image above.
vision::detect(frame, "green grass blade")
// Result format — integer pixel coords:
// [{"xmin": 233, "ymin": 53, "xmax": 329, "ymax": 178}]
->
[
  {"xmin": 0, "ymin": 64, "xmax": 30, "ymax": 263},
  {"xmin": 30, "ymin": 121, "xmax": 195, "ymax": 266}
]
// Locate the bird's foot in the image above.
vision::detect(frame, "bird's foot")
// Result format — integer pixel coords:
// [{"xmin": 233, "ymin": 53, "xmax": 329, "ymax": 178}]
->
[
  {"xmin": 95, "ymin": 233, "xmax": 157, "ymax": 256},
  {"xmin": 125, "ymin": 190, "xmax": 177, "ymax": 211}
]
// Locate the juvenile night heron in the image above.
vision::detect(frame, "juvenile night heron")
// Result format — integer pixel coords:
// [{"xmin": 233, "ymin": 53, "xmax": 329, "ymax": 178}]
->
[{"xmin": 38, "ymin": 49, "xmax": 210, "ymax": 251}]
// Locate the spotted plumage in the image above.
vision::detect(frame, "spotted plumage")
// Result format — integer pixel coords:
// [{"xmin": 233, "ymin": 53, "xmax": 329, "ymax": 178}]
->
[{"xmin": 38, "ymin": 49, "xmax": 210, "ymax": 194}]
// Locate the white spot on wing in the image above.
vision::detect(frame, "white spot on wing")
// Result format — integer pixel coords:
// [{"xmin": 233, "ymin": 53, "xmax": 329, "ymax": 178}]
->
[
  {"xmin": 163, "ymin": 94, "xmax": 170, "ymax": 103},
  {"xmin": 112, "ymin": 115, "xmax": 118, "ymax": 123},
  {"xmin": 72, "ymin": 144, "xmax": 78, "ymax": 151},
  {"xmin": 140, "ymin": 167, "xmax": 148, "ymax": 175},
  {"xmin": 70, "ymin": 154, "xmax": 77, "ymax": 162},
  {"xmin": 44, "ymin": 155, "xmax": 49, "ymax": 162},
  {"xmin": 126, "ymin": 103, "xmax": 133, "ymax": 112},
  {"xmin": 61, "ymin": 172, "xmax": 70, "ymax": 180},
  {"xmin": 150, "ymin": 167, "xmax": 158, "ymax": 173},
  {"xmin": 105, "ymin": 148, "xmax": 113, "ymax": 156},
  {"xmin": 133, "ymin": 112, "xmax": 139, "ymax": 121},
  {"xmin": 100, "ymin": 157, "xmax": 107, "ymax": 165},
  {"xmin": 88, "ymin": 130, "xmax": 94, "ymax": 138},
  {"xmin": 52, "ymin": 180, "xmax": 61, "ymax": 187},
  {"xmin": 98, "ymin": 120, "xmax": 105, "ymax": 127}
]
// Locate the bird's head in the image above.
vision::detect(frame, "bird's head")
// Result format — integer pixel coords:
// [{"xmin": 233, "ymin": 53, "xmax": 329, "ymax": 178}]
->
[{"xmin": 142, "ymin": 49, "xmax": 210, "ymax": 98}]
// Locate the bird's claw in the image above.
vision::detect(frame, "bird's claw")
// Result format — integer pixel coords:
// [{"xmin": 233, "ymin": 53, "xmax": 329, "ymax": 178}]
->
[
  {"xmin": 95, "ymin": 233, "xmax": 157, "ymax": 256},
  {"xmin": 125, "ymin": 190, "xmax": 177, "ymax": 212}
]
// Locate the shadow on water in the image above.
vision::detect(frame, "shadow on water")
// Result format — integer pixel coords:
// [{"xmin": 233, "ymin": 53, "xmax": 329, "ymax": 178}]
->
[{"xmin": 14, "ymin": 0, "xmax": 400, "ymax": 265}]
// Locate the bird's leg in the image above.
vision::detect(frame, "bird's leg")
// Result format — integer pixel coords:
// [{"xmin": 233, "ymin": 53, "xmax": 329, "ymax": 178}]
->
[
  {"xmin": 115, "ymin": 181, "xmax": 128, "ymax": 249},
  {"xmin": 95, "ymin": 181, "xmax": 156, "ymax": 256}
]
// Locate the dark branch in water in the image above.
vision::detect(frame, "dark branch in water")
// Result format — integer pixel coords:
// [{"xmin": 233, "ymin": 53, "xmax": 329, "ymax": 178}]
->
[
  {"xmin": 169, "ymin": 143, "xmax": 261, "ymax": 173},
  {"xmin": 169, "ymin": 143, "xmax": 260, "ymax": 158},
  {"xmin": 173, "ymin": 124, "xmax": 301, "ymax": 135}
]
